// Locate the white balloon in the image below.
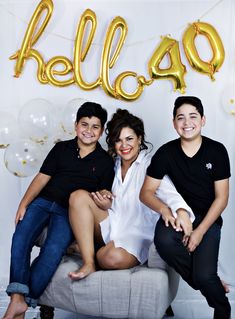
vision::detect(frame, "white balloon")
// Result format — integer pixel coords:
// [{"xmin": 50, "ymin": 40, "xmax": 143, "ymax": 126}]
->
[
  {"xmin": 18, "ymin": 99, "xmax": 57, "ymax": 143},
  {"xmin": 0, "ymin": 112, "xmax": 19, "ymax": 148},
  {"xmin": 39, "ymin": 131, "xmax": 71, "ymax": 158},
  {"xmin": 221, "ymin": 84, "xmax": 235, "ymax": 115},
  {"xmin": 4, "ymin": 139, "xmax": 44, "ymax": 177},
  {"xmin": 60, "ymin": 98, "xmax": 87, "ymax": 136}
]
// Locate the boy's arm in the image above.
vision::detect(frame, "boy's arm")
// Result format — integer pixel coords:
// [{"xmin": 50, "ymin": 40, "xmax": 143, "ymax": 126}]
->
[
  {"xmin": 157, "ymin": 175, "xmax": 194, "ymax": 243},
  {"xmin": 157, "ymin": 175, "xmax": 195, "ymax": 222},
  {"xmin": 140, "ymin": 175, "xmax": 193, "ymax": 240},
  {"xmin": 140, "ymin": 175, "xmax": 177, "ymax": 229},
  {"xmin": 187, "ymin": 178, "xmax": 229, "ymax": 252},
  {"xmin": 15, "ymin": 172, "xmax": 51, "ymax": 225}
]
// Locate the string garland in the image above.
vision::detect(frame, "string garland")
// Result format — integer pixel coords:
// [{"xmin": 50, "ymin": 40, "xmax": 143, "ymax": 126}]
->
[{"xmin": 0, "ymin": 0, "xmax": 225, "ymax": 47}]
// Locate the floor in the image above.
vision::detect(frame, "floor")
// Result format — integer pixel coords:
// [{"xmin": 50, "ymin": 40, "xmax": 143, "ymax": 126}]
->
[
  {"xmin": 0, "ymin": 290, "xmax": 233, "ymax": 319},
  {"xmin": 0, "ymin": 307, "xmax": 217, "ymax": 319}
]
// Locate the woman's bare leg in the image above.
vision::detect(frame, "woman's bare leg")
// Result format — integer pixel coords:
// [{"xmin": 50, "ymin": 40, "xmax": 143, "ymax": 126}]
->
[
  {"xmin": 68, "ymin": 190, "xmax": 108, "ymax": 280},
  {"xmin": 2, "ymin": 293, "xmax": 27, "ymax": 319},
  {"xmin": 97, "ymin": 241, "xmax": 139, "ymax": 270}
]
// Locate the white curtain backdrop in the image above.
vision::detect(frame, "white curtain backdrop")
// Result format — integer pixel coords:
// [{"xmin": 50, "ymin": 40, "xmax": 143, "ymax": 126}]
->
[{"xmin": 0, "ymin": 1, "xmax": 234, "ymax": 318}]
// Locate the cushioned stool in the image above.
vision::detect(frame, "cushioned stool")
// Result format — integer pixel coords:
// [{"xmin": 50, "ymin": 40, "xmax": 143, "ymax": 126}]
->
[{"xmin": 39, "ymin": 243, "xmax": 179, "ymax": 319}]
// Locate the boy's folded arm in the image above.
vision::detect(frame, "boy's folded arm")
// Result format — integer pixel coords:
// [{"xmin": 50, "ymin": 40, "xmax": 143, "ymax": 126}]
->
[{"xmin": 156, "ymin": 175, "xmax": 195, "ymax": 222}]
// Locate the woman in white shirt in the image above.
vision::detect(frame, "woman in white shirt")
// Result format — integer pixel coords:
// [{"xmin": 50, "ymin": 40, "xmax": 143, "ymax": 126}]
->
[{"xmin": 68, "ymin": 109, "xmax": 194, "ymax": 280}]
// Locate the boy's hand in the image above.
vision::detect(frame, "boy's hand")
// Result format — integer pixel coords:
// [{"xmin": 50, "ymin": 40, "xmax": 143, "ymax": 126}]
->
[
  {"xmin": 175, "ymin": 209, "xmax": 193, "ymax": 246},
  {"xmin": 91, "ymin": 190, "xmax": 113, "ymax": 210},
  {"xmin": 187, "ymin": 227, "xmax": 204, "ymax": 252},
  {"xmin": 15, "ymin": 206, "xmax": 26, "ymax": 225}
]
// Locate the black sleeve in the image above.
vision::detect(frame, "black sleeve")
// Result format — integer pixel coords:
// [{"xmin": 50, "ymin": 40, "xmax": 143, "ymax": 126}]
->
[
  {"xmin": 213, "ymin": 143, "xmax": 231, "ymax": 181},
  {"xmin": 146, "ymin": 146, "xmax": 168, "ymax": 179},
  {"xmin": 39, "ymin": 142, "xmax": 62, "ymax": 176},
  {"xmin": 98, "ymin": 157, "xmax": 115, "ymax": 191}
]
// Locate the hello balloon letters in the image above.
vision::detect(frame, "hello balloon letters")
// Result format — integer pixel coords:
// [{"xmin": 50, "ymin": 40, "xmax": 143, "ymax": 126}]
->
[{"xmin": 10, "ymin": 0, "xmax": 225, "ymax": 101}]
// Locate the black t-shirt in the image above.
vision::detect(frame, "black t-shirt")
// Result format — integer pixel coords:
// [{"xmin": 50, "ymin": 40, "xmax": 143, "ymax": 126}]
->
[
  {"xmin": 147, "ymin": 136, "xmax": 230, "ymax": 223},
  {"xmin": 39, "ymin": 138, "xmax": 114, "ymax": 207}
]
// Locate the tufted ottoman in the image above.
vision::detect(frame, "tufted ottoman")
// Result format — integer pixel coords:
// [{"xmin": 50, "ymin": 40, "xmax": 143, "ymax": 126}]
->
[{"xmin": 38, "ymin": 243, "xmax": 179, "ymax": 319}]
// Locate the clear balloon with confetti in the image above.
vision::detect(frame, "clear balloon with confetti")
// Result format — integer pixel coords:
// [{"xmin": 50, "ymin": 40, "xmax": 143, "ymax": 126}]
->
[{"xmin": 4, "ymin": 139, "xmax": 44, "ymax": 177}]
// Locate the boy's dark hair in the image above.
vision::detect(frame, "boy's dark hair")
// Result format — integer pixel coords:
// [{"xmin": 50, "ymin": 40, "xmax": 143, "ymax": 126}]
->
[
  {"xmin": 106, "ymin": 108, "xmax": 151, "ymax": 157},
  {"xmin": 76, "ymin": 102, "xmax": 108, "ymax": 128},
  {"xmin": 173, "ymin": 96, "xmax": 204, "ymax": 118}
]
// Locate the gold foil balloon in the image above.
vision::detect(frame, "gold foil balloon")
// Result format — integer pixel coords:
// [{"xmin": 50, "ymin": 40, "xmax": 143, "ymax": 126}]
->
[
  {"xmin": 4, "ymin": 139, "xmax": 44, "ymax": 177},
  {"xmin": 148, "ymin": 36, "xmax": 186, "ymax": 93},
  {"xmin": 18, "ymin": 99, "xmax": 56, "ymax": 143},
  {"xmin": 10, "ymin": 0, "xmax": 53, "ymax": 78},
  {"xmin": 101, "ymin": 16, "xmax": 128, "ymax": 99},
  {"xmin": 183, "ymin": 22, "xmax": 225, "ymax": 80},
  {"xmin": 9, "ymin": 0, "xmax": 226, "ymax": 100},
  {"xmin": 45, "ymin": 56, "xmax": 74, "ymax": 87},
  {"xmin": 114, "ymin": 72, "xmax": 148, "ymax": 101},
  {"xmin": 73, "ymin": 9, "xmax": 100, "ymax": 90}
]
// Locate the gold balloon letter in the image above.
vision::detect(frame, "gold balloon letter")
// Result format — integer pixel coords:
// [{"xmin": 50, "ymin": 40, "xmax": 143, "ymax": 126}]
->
[
  {"xmin": 101, "ymin": 16, "xmax": 128, "ymax": 98},
  {"xmin": 26, "ymin": 49, "xmax": 48, "ymax": 84},
  {"xmin": 45, "ymin": 56, "xmax": 74, "ymax": 87},
  {"xmin": 183, "ymin": 22, "xmax": 225, "ymax": 80},
  {"xmin": 10, "ymin": 0, "xmax": 53, "ymax": 77},
  {"xmin": 148, "ymin": 36, "xmax": 186, "ymax": 93},
  {"xmin": 115, "ymin": 73, "xmax": 150, "ymax": 101},
  {"xmin": 74, "ymin": 9, "xmax": 100, "ymax": 90}
]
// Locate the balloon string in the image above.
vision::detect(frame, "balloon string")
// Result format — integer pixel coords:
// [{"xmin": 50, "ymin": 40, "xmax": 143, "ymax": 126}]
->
[
  {"xmin": 198, "ymin": 0, "xmax": 224, "ymax": 20},
  {"xmin": 0, "ymin": 0, "xmax": 225, "ymax": 47}
]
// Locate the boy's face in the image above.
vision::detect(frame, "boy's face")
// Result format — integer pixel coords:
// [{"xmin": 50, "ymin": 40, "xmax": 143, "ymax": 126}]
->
[
  {"xmin": 75, "ymin": 116, "xmax": 103, "ymax": 147},
  {"xmin": 173, "ymin": 103, "xmax": 205, "ymax": 141}
]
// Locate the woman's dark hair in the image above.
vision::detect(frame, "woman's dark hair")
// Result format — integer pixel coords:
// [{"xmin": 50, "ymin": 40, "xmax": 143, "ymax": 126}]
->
[{"xmin": 105, "ymin": 109, "xmax": 151, "ymax": 157}]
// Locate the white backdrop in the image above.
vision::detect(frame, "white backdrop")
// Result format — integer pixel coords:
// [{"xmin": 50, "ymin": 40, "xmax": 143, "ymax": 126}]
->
[{"xmin": 0, "ymin": 1, "xmax": 235, "ymax": 318}]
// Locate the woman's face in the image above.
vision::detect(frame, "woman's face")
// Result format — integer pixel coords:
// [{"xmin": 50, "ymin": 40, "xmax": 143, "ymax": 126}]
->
[{"xmin": 115, "ymin": 127, "xmax": 141, "ymax": 164}]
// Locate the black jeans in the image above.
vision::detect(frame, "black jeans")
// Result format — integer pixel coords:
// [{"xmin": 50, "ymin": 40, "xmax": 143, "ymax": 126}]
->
[{"xmin": 154, "ymin": 217, "xmax": 231, "ymax": 319}]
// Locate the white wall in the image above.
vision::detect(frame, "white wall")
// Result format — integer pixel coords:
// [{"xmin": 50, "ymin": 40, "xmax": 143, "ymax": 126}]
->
[{"xmin": 0, "ymin": 0, "xmax": 235, "ymax": 318}]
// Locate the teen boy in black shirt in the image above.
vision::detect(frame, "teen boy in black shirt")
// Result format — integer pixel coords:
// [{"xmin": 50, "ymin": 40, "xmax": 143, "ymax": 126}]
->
[
  {"xmin": 140, "ymin": 96, "xmax": 231, "ymax": 319},
  {"xmin": 4, "ymin": 102, "xmax": 114, "ymax": 319}
]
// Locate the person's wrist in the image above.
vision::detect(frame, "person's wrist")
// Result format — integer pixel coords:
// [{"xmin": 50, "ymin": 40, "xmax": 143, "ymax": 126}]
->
[
  {"xmin": 177, "ymin": 209, "xmax": 189, "ymax": 217},
  {"xmin": 160, "ymin": 205, "xmax": 170, "ymax": 216}
]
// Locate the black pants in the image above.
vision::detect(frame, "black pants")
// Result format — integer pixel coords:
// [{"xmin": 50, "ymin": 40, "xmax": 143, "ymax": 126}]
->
[{"xmin": 154, "ymin": 217, "xmax": 231, "ymax": 319}]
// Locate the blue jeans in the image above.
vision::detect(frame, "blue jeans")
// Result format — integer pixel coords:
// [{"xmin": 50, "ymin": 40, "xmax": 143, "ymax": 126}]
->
[
  {"xmin": 6, "ymin": 197, "xmax": 74, "ymax": 307},
  {"xmin": 155, "ymin": 216, "xmax": 231, "ymax": 319}
]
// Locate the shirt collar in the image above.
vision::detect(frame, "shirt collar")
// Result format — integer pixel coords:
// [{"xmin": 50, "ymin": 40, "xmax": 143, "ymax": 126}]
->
[{"xmin": 70, "ymin": 137, "xmax": 102, "ymax": 152}]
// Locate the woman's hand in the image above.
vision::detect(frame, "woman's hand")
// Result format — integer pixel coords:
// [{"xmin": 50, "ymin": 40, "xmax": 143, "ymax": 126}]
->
[
  {"xmin": 91, "ymin": 190, "xmax": 113, "ymax": 210},
  {"xmin": 175, "ymin": 209, "xmax": 193, "ymax": 246},
  {"xmin": 161, "ymin": 206, "xmax": 177, "ymax": 229},
  {"xmin": 99, "ymin": 189, "xmax": 114, "ymax": 200}
]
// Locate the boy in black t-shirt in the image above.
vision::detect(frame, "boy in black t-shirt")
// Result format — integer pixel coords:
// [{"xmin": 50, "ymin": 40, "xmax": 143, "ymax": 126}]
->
[
  {"xmin": 4, "ymin": 102, "xmax": 114, "ymax": 319},
  {"xmin": 140, "ymin": 96, "xmax": 231, "ymax": 319}
]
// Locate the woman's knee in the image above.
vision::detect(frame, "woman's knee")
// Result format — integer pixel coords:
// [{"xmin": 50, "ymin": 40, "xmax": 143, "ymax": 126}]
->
[
  {"xmin": 69, "ymin": 189, "xmax": 90, "ymax": 207},
  {"xmin": 97, "ymin": 247, "xmax": 123, "ymax": 269},
  {"xmin": 97, "ymin": 245, "xmax": 138, "ymax": 269}
]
